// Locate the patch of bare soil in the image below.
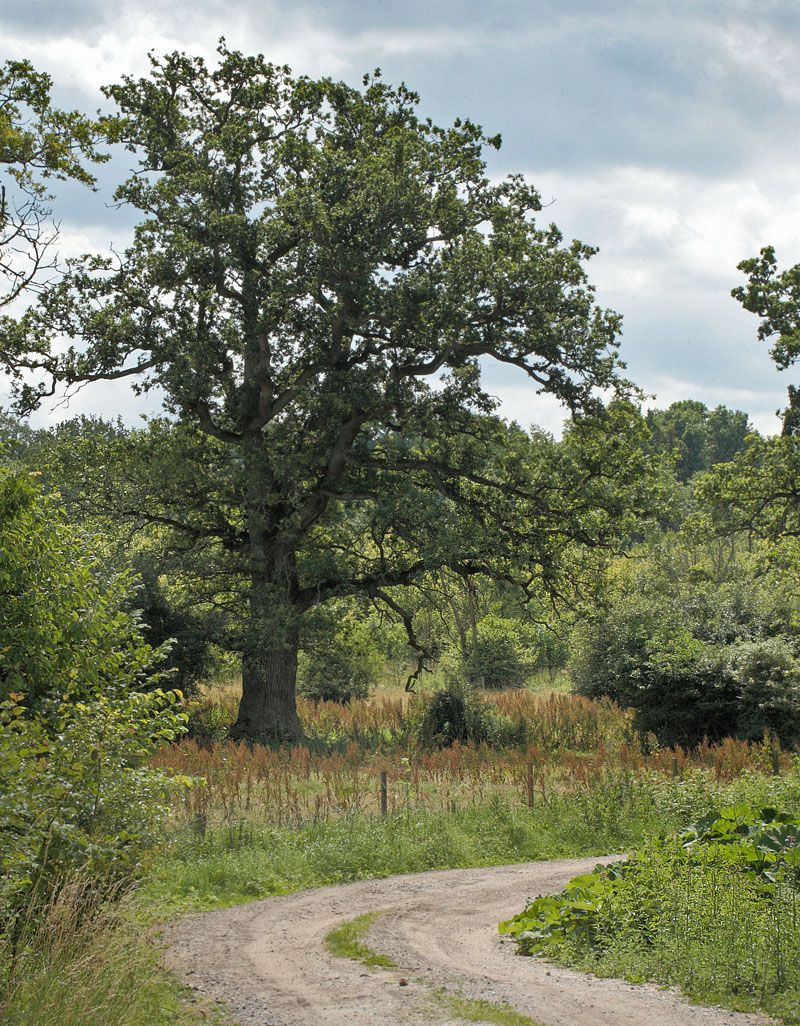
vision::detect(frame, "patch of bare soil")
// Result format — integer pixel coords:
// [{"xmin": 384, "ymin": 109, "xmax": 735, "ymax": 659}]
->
[{"xmin": 162, "ymin": 857, "xmax": 778, "ymax": 1026}]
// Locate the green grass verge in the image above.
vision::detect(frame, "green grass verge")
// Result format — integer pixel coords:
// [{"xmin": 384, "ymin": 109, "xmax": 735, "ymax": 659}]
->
[
  {"xmin": 548, "ymin": 851, "xmax": 800, "ymax": 1025},
  {"xmin": 141, "ymin": 766, "xmax": 800, "ymax": 917},
  {"xmin": 139, "ymin": 782, "xmax": 690, "ymax": 916},
  {"xmin": 324, "ymin": 910, "xmax": 397, "ymax": 967},
  {"xmin": 0, "ymin": 902, "xmax": 227, "ymax": 1026}
]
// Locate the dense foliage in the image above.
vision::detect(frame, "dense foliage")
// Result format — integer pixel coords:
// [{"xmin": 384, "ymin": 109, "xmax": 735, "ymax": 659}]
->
[
  {"xmin": 0, "ymin": 692, "xmax": 188, "ymax": 946},
  {"xmin": 0, "ymin": 467, "xmax": 170, "ymax": 712},
  {"xmin": 0, "ymin": 467, "xmax": 189, "ymax": 969},
  {"xmin": 570, "ymin": 537, "xmax": 800, "ymax": 748},
  {"xmin": 500, "ymin": 805, "xmax": 800, "ymax": 1020}
]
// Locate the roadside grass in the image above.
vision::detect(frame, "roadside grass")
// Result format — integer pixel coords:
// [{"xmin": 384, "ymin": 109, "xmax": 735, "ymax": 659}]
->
[
  {"xmin": 140, "ymin": 764, "xmax": 800, "ymax": 918},
  {"xmin": 501, "ymin": 808, "xmax": 800, "ymax": 1025},
  {"xmin": 0, "ymin": 879, "xmax": 224, "ymax": 1026},
  {"xmin": 568, "ymin": 850, "xmax": 800, "ymax": 1024},
  {"xmin": 139, "ymin": 787, "xmax": 669, "ymax": 916}
]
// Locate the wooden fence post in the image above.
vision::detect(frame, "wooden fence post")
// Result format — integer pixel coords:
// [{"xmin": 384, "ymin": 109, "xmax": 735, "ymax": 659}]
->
[
  {"xmin": 527, "ymin": 762, "xmax": 535, "ymax": 809},
  {"xmin": 380, "ymin": 770, "xmax": 388, "ymax": 816},
  {"xmin": 671, "ymin": 756, "xmax": 679, "ymax": 780}
]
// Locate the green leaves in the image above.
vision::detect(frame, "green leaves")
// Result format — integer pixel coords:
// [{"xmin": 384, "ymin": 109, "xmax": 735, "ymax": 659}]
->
[
  {"xmin": 680, "ymin": 806, "xmax": 800, "ymax": 886},
  {"xmin": 499, "ymin": 863, "xmax": 623, "ymax": 954},
  {"xmin": 0, "ymin": 690, "xmax": 190, "ymax": 941},
  {"xmin": 733, "ymin": 246, "xmax": 800, "ymax": 374},
  {"xmin": 501, "ymin": 805, "xmax": 800, "ymax": 961},
  {"xmin": 0, "ymin": 466, "xmax": 171, "ymax": 712}
]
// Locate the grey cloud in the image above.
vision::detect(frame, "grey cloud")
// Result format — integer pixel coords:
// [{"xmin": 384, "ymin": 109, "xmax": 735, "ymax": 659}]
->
[
  {"xmin": 2, "ymin": 0, "xmax": 109, "ymax": 41},
  {"xmin": 7, "ymin": 0, "xmax": 797, "ymax": 180}
]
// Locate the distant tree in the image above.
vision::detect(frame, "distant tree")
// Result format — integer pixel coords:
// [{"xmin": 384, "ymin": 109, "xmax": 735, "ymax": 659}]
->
[
  {"xmin": 704, "ymin": 405, "xmax": 754, "ymax": 466},
  {"xmin": 645, "ymin": 400, "xmax": 753, "ymax": 483},
  {"xmin": 0, "ymin": 409, "xmax": 39, "ymax": 460},
  {"xmin": 570, "ymin": 537, "xmax": 800, "ymax": 748},
  {"xmin": 697, "ymin": 249, "xmax": 800, "ymax": 544},
  {"xmin": 14, "ymin": 46, "xmax": 653, "ymax": 741}
]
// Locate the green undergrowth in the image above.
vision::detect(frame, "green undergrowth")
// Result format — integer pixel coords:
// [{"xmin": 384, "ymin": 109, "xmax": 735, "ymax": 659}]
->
[
  {"xmin": 325, "ymin": 911, "xmax": 397, "ymax": 967},
  {"xmin": 141, "ymin": 767, "xmax": 800, "ymax": 917},
  {"xmin": 140, "ymin": 789, "xmax": 664, "ymax": 915},
  {"xmin": 500, "ymin": 805, "xmax": 800, "ymax": 1024}
]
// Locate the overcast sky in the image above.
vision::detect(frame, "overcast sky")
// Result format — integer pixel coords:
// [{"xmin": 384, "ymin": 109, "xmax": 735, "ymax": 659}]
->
[{"xmin": 3, "ymin": 0, "xmax": 799, "ymax": 436}]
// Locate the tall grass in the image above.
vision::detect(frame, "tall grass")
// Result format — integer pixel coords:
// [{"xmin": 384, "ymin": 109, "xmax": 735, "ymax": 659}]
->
[
  {"xmin": 156, "ymin": 686, "xmax": 794, "ymax": 834},
  {"xmin": 0, "ymin": 879, "xmax": 214, "ymax": 1026},
  {"xmin": 140, "ymin": 763, "xmax": 800, "ymax": 917}
]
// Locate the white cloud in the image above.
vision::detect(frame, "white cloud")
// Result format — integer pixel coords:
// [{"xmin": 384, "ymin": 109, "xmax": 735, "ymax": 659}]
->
[
  {"xmin": 719, "ymin": 18, "xmax": 800, "ymax": 107},
  {"xmin": 532, "ymin": 166, "xmax": 800, "ymax": 296},
  {"xmin": 1, "ymin": 6, "xmax": 477, "ymax": 103},
  {"xmin": 489, "ymin": 385, "xmax": 570, "ymax": 438}
]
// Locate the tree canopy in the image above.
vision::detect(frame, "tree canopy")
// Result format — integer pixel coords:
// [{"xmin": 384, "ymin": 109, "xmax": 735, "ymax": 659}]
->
[
  {"xmin": 14, "ymin": 45, "xmax": 648, "ymax": 740},
  {"xmin": 697, "ymin": 248, "xmax": 800, "ymax": 547},
  {"xmin": 732, "ymin": 245, "xmax": 800, "ymax": 434},
  {"xmin": 645, "ymin": 400, "xmax": 753, "ymax": 484}
]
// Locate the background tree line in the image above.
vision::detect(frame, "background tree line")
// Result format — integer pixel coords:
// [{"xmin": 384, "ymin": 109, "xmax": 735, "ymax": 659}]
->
[{"xmin": 7, "ymin": 390, "xmax": 800, "ymax": 750}]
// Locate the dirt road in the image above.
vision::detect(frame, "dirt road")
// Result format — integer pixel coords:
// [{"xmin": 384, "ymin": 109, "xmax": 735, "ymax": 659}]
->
[{"xmin": 162, "ymin": 857, "xmax": 776, "ymax": 1026}]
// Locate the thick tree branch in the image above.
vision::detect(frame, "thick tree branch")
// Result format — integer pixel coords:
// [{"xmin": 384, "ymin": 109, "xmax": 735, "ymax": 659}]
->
[{"xmin": 188, "ymin": 398, "xmax": 243, "ymax": 443}]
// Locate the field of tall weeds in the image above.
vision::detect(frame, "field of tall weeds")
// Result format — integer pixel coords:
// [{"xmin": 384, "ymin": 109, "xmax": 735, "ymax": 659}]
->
[{"xmin": 154, "ymin": 687, "xmax": 795, "ymax": 833}]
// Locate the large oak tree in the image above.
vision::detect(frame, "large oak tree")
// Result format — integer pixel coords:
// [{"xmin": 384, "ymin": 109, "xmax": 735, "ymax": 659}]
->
[{"xmin": 17, "ymin": 45, "xmax": 644, "ymax": 740}]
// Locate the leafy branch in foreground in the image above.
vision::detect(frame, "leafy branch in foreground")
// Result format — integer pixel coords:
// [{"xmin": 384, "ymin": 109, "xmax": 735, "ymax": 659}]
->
[{"xmin": 0, "ymin": 467, "xmax": 192, "ymax": 968}]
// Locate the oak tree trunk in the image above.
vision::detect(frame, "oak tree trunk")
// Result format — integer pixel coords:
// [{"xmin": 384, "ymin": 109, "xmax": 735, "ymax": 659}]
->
[{"xmin": 231, "ymin": 528, "xmax": 304, "ymax": 743}]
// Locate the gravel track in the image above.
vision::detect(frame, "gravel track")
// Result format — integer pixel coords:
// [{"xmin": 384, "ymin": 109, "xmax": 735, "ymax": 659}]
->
[{"xmin": 162, "ymin": 857, "xmax": 777, "ymax": 1026}]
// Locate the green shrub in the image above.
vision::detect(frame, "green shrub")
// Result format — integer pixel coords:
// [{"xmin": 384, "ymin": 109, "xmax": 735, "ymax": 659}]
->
[
  {"xmin": 570, "ymin": 564, "xmax": 800, "ymax": 749},
  {"xmin": 417, "ymin": 683, "xmax": 492, "ymax": 746},
  {"xmin": 727, "ymin": 637, "xmax": 800, "ymax": 746},
  {"xmin": 0, "ymin": 468, "xmax": 170, "ymax": 712},
  {"xmin": 298, "ymin": 605, "xmax": 382, "ymax": 703},
  {"xmin": 0, "ymin": 469, "xmax": 193, "ymax": 952},
  {"xmin": 570, "ymin": 597, "xmax": 743, "ymax": 747},
  {"xmin": 500, "ymin": 805, "xmax": 800, "ymax": 1021},
  {"xmin": 466, "ymin": 615, "xmax": 531, "ymax": 689},
  {"xmin": 0, "ymin": 692, "xmax": 190, "ymax": 950}
]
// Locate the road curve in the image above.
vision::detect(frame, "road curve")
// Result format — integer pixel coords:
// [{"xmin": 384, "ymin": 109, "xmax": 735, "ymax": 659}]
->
[{"xmin": 162, "ymin": 857, "xmax": 777, "ymax": 1026}]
